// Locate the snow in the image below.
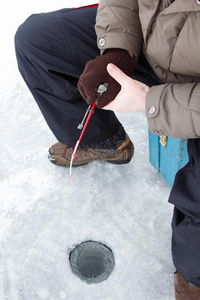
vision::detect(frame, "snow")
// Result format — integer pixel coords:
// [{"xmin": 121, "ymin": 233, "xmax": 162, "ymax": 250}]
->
[{"xmin": 0, "ymin": 1, "xmax": 174, "ymax": 299}]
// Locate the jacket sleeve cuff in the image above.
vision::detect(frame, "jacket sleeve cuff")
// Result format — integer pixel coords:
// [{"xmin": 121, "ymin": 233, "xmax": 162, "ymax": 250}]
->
[
  {"xmin": 96, "ymin": 32, "xmax": 142, "ymax": 59},
  {"xmin": 145, "ymin": 84, "xmax": 169, "ymax": 136}
]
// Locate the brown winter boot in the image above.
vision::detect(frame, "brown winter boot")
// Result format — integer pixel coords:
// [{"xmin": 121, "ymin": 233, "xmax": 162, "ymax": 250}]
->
[
  {"xmin": 174, "ymin": 270, "xmax": 200, "ymax": 300},
  {"xmin": 48, "ymin": 133, "xmax": 134, "ymax": 167}
]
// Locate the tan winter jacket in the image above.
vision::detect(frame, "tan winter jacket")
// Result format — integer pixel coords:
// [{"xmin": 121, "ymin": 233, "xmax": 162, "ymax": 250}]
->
[{"xmin": 95, "ymin": 0, "xmax": 200, "ymax": 139}]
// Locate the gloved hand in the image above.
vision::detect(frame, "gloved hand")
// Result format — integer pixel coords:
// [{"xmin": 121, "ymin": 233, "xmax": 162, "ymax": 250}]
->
[{"xmin": 78, "ymin": 49, "xmax": 137, "ymax": 109}]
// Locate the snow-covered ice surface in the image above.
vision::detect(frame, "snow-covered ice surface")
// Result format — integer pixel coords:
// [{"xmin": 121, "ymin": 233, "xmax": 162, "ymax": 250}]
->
[{"xmin": 1, "ymin": 1, "xmax": 174, "ymax": 299}]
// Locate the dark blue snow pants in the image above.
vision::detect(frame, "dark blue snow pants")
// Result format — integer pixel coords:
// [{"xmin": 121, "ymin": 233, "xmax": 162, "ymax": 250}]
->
[
  {"xmin": 169, "ymin": 139, "xmax": 200, "ymax": 287},
  {"xmin": 14, "ymin": 5, "xmax": 200, "ymax": 286}
]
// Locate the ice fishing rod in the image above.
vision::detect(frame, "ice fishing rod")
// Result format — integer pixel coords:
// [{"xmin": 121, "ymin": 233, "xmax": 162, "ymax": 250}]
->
[{"xmin": 69, "ymin": 83, "xmax": 108, "ymax": 181}]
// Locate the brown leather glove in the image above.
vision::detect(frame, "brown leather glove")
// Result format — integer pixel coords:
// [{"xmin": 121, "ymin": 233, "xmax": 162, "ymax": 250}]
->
[{"xmin": 78, "ymin": 49, "xmax": 137, "ymax": 109}]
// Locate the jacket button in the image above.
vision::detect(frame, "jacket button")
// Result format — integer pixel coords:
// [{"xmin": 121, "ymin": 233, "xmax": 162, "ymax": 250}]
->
[
  {"xmin": 197, "ymin": 0, "xmax": 200, "ymax": 4},
  {"xmin": 148, "ymin": 106, "xmax": 156, "ymax": 114},
  {"xmin": 99, "ymin": 38, "xmax": 106, "ymax": 47}
]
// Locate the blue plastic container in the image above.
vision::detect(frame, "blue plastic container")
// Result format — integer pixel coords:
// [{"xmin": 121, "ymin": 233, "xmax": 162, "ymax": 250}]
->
[{"xmin": 149, "ymin": 131, "xmax": 189, "ymax": 187}]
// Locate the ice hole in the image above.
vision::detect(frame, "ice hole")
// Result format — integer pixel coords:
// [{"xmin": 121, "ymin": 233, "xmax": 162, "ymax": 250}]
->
[{"xmin": 69, "ymin": 241, "xmax": 115, "ymax": 284}]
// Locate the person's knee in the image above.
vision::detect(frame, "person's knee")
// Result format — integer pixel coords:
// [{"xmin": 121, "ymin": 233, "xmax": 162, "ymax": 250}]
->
[{"xmin": 14, "ymin": 14, "xmax": 43, "ymax": 53}]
